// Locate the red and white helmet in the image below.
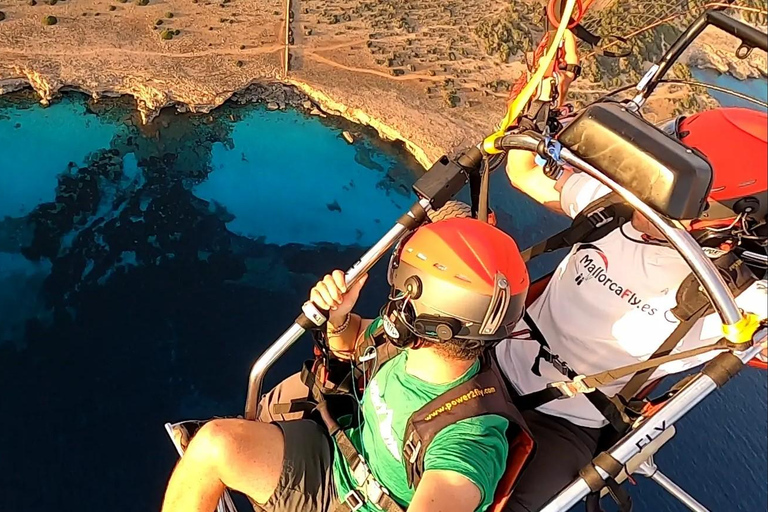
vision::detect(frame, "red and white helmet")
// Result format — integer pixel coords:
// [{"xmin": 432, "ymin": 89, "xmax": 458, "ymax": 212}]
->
[{"xmin": 663, "ymin": 107, "xmax": 768, "ymax": 225}]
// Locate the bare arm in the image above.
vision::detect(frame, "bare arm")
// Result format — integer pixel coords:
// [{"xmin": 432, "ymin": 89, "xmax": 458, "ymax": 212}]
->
[
  {"xmin": 327, "ymin": 314, "xmax": 373, "ymax": 359},
  {"xmin": 505, "ymin": 150, "xmax": 572, "ymax": 213},
  {"xmin": 309, "ymin": 271, "xmax": 373, "ymax": 359},
  {"xmin": 556, "ymin": 30, "xmax": 579, "ymax": 108},
  {"xmin": 407, "ymin": 470, "xmax": 482, "ymax": 512},
  {"xmin": 505, "ymin": 29, "xmax": 580, "ymax": 213}
]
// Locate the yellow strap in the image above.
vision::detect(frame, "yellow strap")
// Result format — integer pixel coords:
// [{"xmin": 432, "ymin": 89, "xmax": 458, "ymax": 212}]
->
[
  {"xmin": 722, "ymin": 311, "xmax": 762, "ymax": 347},
  {"xmin": 483, "ymin": 0, "xmax": 578, "ymax": 154}
]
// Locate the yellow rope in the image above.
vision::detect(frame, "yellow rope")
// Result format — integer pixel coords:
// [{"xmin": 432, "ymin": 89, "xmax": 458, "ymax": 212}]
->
[{"xmin": 482, "ymin": 0, "xmax": 579, "ymax": 154}]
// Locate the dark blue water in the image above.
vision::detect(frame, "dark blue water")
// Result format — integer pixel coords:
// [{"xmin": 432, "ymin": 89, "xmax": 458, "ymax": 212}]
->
[
  {"xmin": 692, "ymin": 68, "xmax": 768, "ymax": 109},
  {"xmin": 0, "ymin": 83, "xmax": 765, "ymax": 512}
]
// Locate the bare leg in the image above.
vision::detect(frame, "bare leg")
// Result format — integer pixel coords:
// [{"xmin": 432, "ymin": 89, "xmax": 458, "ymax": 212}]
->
[{"xmin": 162, "ymin": 419, "xmax": 285, "ymax": 512}]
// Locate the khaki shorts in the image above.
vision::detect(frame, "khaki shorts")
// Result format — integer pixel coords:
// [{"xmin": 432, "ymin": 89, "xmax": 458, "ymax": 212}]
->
[
  {"xmin": 258, "ymin": 372, "xmax": 311, "ymax": 423},
  {"xmin": 260, "ymin": 419, "xmax": 338, "ymax": 512}
]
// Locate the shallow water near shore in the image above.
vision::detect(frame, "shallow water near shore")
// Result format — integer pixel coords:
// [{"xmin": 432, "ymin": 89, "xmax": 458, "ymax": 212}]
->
[{"xmin": 0, "ymin": 85, "xmax": 765, "ymax": 512}]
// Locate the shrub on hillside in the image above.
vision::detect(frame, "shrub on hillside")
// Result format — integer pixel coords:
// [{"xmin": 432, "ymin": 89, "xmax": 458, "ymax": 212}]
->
[
  {"xmin": 135, "ymin": 0, "xmax": 149, "ymax": 5},
  {"xmin": 0, "ymin": 12, "xmax": 5, "ymax": 22},
  {"xmin": 474, "ymin": 3, "xmax": 541, "ymax": 62},
  {"xmin": 42, "ymin": 15, "xmax": 57, "ymax": 25},
  {"xmin": 160, "ymin": 28, "xmax": 173, "ymax": 40}
]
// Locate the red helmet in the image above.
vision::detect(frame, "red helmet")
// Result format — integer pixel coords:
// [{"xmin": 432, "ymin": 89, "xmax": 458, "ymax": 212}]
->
[
  {"xmin": 386, "ymin": 217, "xmax": 529, "ymax": 345},
  {"xmin": 672, "ymin": 108, "xmax": 768, "ymax": 224}
]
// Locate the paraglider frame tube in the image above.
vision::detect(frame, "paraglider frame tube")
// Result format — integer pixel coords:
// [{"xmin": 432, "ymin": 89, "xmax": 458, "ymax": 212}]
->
[
  {"xmin": 242, "ymin": 200, "xmax": 433, "ymax": 420},
  {"xmin": 541, "ymin": 342, "xmax": 766, "ymax": 512},
  {"xmin": 240, "ymin": 131, "xmax": 763, "ymax": 508},
  {"xmin": 633, "ymin": 10, "xmax": 768, "ymax": 107},
  {"xmin": 243, "ymin": 150, "xmax": 478, "ymax": 420},
  {"xmin": 171, "ymin": 10, "xmax": 767, "ymax": 512}
]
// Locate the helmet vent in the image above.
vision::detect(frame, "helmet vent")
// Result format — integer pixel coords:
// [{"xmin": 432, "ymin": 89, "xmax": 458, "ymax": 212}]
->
[
  {"xmin": 416, "ymin": 253, "xmax": 427, "ymax": 261},
  {"xmin": 739, "ymin": 179, "xmax": 757, "ymax": 188},
  {"xmin": 433, "ymin": 263, "xmax": 447, "ymax": 271},
  {"xmin": 454, "ymin": 274, "xmax": 471, "ymax": 283},
  {"xmin": 479, "ymin": 272, "xmax": 511, "ymax": 336}
]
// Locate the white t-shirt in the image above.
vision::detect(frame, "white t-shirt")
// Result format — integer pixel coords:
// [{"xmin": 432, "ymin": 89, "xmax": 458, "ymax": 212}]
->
[{"xmin": 496, "ymin": 172, "xmax": 768, "ymax": 428}]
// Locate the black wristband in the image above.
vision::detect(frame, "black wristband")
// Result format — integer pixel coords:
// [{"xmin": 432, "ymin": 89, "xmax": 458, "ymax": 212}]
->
[{"xmin": 558, "ymin": 63, "xmax": 582, "ymax": 78}]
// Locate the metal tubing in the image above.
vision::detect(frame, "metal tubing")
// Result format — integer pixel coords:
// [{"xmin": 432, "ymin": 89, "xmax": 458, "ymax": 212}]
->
[
  {"xmin": 650, "ymin": 469, "xmax": 710, "ymax": 512},
  {"xmin": 740, "ymin": 250, "xmax": 768, "ymax": 267},
  {"xmin": 500, "ymin": 133, "xmax": 743, "ymax": 326},
  {"xmin": 541, "ymin": 337, "xmax": 766, "ymax": 512},
  {"xmin": 633, "ymin": 11, "xmax": 767, "ymax": 107},
  {"xmin": 243, "ymin": 198, "xmax": 432, "ymax": 419},
  {"xmin": 243, "ymin": 323, "xmax": 308, "ymax": 420},
  {"xmin": 632, "ymin": 12, "xmax": 710, "ymax": 106}
]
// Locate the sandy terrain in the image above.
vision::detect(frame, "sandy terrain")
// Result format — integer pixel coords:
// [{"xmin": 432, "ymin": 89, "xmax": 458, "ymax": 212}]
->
[{"xmin": 0, "ymin": 0, "xmax": 763, "ymax": 166}]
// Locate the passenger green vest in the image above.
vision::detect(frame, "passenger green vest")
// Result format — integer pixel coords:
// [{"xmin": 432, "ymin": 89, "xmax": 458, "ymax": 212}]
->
[{"xmin": 330, "ymin": 349, "xmax": 510, "ymax": 511}]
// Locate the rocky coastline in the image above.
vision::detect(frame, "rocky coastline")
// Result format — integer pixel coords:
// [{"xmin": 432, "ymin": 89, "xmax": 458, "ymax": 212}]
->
[
  {"xmin": 0, "ymin": 74, "xmax": 438, "ymax": 168},
  {"xmin": 0, "ymin": 2, "xmax": 764, "ymax": 172}
]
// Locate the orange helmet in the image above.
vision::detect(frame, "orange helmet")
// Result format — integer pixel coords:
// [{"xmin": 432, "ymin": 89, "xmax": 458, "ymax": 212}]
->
[
  {"xmin": 665, "ymin": 108, "xmax": 768, "ymax": 224},
  {"xmin": 385, "ymin": 218, "xmax": 529, "ymax": 345},
  {"xmin": 662, "ymin": 108, "xmax": 768, "ymax": 260}
]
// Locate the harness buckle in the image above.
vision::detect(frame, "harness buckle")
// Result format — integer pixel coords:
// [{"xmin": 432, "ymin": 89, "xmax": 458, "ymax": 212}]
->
[
  {"xmin": 342, "ymin": 489, "xmax": 364, "ymax": 512},
  {"xmin": 551, "ymin": 355, "xmax": 572, "ymax": 376},
  {"xmin": 365, "ymin": 478, "xmax": 385, "ymax": 505},
  {"xmin": 351, "ymin": 457, "xmax": 370, "ymax": 487},
  {"xmin": 403, "ymin": 433, "xmax": 422, "ymax": 464},
  {"xmin": 537, "ymin": 345, "xmax": 572, "ymax": 377},
  {"xmin": 550, "ymin": 375, "xmax": 596, "ymax": 399},
  {"xmin": 587, "ymin": 208, "xmax": 612, "ymax": 228}
]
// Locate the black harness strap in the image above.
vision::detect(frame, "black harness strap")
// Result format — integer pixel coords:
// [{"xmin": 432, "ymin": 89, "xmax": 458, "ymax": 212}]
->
[
  {"xmin": 617, "ymin": 252, "xmax": 757, "ymax": 403},
  {"xmin": 581, "ymin": 452, "xmax": 634, "ymax": 512},
  {"xmin": 615, "ymin": 308, "xmax": 709, "ymax": 404},
  {"xmin": 521, "ymin": 193, "xmax": 633, "ymax": 263},
  {"xmin": 326, "ymin": 428, "xmax": 406, "ymax": 512},
  {"xmin": 519, "ymin": 311, "xmax": 634, "ymax": 433}
]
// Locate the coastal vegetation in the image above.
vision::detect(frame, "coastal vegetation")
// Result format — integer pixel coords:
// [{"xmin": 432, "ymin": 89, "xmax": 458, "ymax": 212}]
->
[
  {"xmin": 474, "ymin": 1, "xmax": 542, "ymax": 63},
  {"xmin": 42, "ymin": 14, "xmax": 57, "ymax": 25}
]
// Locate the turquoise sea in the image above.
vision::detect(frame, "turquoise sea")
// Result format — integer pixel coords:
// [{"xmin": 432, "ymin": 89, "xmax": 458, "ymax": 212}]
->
[{"xmin": 0, "ymin": 74, "xmax": 765, "ymax": 512}]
